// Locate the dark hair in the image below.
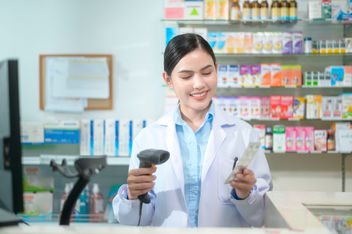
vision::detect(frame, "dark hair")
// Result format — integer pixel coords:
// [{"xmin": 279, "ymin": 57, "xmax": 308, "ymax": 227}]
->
[{"xmin": 164, "ymin": 33, "xmax": 216, "ymax": 76}]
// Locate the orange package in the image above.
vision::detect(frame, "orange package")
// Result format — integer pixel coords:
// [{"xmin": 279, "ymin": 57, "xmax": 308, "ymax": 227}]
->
[
  {"xmin": 270, "ymin": 63, "xmax": 282, "ymax": 87},
  {"xmin": 260, "ymin": 64, "xmax": 271, "ymax": 87}
]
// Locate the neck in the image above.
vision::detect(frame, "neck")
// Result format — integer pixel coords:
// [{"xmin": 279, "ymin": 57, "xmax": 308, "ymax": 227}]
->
[{"xmin": 179, "ymin": 103, "xmax": 211, "ymax": 132}]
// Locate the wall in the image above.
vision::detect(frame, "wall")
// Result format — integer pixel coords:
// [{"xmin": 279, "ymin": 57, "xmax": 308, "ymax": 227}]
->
[
  {"xmin": 0, "ymin": 0, "xmax": 350, "ymax": 193},
  {"xmin": 0, "ymin": 0, "xmax": 165, "ymax": 121}
]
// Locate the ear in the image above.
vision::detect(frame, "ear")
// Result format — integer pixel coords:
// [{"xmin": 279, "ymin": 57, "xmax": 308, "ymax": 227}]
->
[{"xmin": 162, "ymin": 71, "xmax": 173, "ymax": 89}]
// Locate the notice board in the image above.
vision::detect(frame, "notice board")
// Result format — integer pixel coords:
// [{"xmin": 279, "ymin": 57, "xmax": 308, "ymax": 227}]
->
[{"xmin": 39, "ymin": 54, "xmax": 113, "ymax": 111}]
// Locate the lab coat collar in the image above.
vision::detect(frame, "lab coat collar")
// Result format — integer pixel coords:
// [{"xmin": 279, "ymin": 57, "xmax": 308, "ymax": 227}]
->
[{"xmin": 155, "ymin": 99, "xmax": 237, "ymax": 201}]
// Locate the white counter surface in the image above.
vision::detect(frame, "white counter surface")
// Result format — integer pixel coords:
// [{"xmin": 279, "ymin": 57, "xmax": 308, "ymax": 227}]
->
[{"xmin": 1, "ymin": 191, "xmax": 351, "ymax": 234}]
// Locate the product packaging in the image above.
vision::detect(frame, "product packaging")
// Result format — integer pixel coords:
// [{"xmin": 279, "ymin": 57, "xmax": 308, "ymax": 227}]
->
[
  {"xmin": 164, "ymin": 0, "xmax": 185, "ymax": 19},
  {"xmin": 272, "ymin": 32, "xmax": 283, "ymax": 54},
  {"xmin": 239, "ymin": 97, "xmax": 250, "ymax": 119},
  {"xmin": 280, "ymin": 96, "xmax": 294, "ymax": 119},
  {"xmin": 344, "ymin": 66, "xmax": 352, "ymax": 87},
  {"xmin": 229, "ymin": 96, "xmax": 240, "ymax": 117},
  {"xmin": 292, "ymin": 97, "xmax": 305, "ymax": 119},
  {"xmin": 216, "ymin": 0, "xmax": 229, "ymax": 20},
  {"xmin": 251, "ymin": 64, "xmax": 261, "ymax": 87},
  {"xmin": 207, "ymin": 32, "xmax": 217, "ymax": 50},
  {"xmin": 270, "ymin": 95, "xmax": 281, "ymax": 119},
  {"xmin": 215, "ymin": 32, "xmax": 227, "ymax": 53},
  {"xmin": 105, "ymin": 119, "xmax": 118, "ymax": 156},
  {"xmin": 292, "ymin": 32, "xmax": 303, "ymax": 54},
  {"xmin": 322, "ymin": 96, "xmax": 334, "ymax": 119},
  {"xmin": 342, "ymin": 93, "xmax": 352, "ymax": 119},
  {"xmin": 271, "ymin": 63, "xmax": 282, "ymax": 87},
  {"xmin": 286, "ymin": 127, "xmax": 296, "ymax": 152},
  {"xmin": 80, "ymin": 119, "xmax": 91, "ymax": 156},
  {"xmin": 249, "ymin": 97, "xmax": 261, "ymax": 119},
  {"xmin": 282, "ymin": 32, "xmax": 293, "ymax": 54},
  {"xmin": 184, "ymin": 0, "xmax": 204, "ymax": 19},
  {"xmin": 306, "ymin": 95, "xmax": 322, "ymax": 119},
  {"xmin": 273, "ymin": 125, "xmax": 286, "ymax": 153},
  {"xmin": 332, "ymin": 96, "xmax": 343, "ymax": 119},
  {"xmin": 226, "ymin": 32, "xmax": 236, "ymax": 53},
  {"xmin": 229, "ymin": 64, "xmax": 241, "ymax": 87},
  {"xmin": 253, "ymin": 125, "xmax": 266, "ymax": 149},
  {"xmin": 240, "ymin": 65, "xmax": 251, "ymax": 87},
  {"xmin": 260, "ymin": 97, "xmax": 271, "ymax": 119},
  {"xmin": 244, "ymin": 33, "xmax": 253, "ymax": 54},
  {"xmin": 295, "ymin": 127, "xmax": 306, "ymax": 152},
  {"xmin": 253, "ymin": 32, "xmax": 264, "ymax": 54},
  {"xmin": 304, "ymin": 127, "xmax": 315, "ymax": 152},
  {"xmin": 204, "ymin": 0, "xmax": 216, "ymax": 19},
  {"xmin": 263, "ymin": 32, "xmax": 273, "ymax": 54},
  {"xmin": 217, "ymin": 64, "xmax": 229, "ymax": 87},
  {"xmin": 260, "ymin": 63, "xmax": 271, "ymax": 87},
  {"xmin": 314, "ymin": 129, "xmax": 327, "ymax": 152}
]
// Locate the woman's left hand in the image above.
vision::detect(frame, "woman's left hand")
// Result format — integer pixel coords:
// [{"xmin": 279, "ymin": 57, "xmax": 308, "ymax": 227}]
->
[{"xmin": 229, "ymin": 168, "xmax": 256, "ymax": 199}]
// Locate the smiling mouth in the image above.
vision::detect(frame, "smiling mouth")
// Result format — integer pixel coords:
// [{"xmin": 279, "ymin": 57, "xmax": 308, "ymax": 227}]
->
[{"xmin": 190, "ymin": 91, "xmax": 208, "ymax": 97}]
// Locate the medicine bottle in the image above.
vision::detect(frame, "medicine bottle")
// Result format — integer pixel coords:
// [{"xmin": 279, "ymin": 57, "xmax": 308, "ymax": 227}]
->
[
  {"xmin": 327, "ymin": 129, "xmax": 335, "ymax": 151},
  {"xmin": 251, "ymin": 0, "xmax": 261, "ymax": 21},
  {"xmin": 304, "ymin": 37, "xmax": 312, "ymax": 53},
  {"xmin": 260, "ymin": 0, "xmax": 269, "ymax": 21},
  {"xmin": 280, "ymin": 0, "xmax": 289, "ymax": 21},
  {"xmin": 242, "ymin": 0, "xmax": 251, "ymax": 21},
  {"xmin": 271, "ymin": 0, "xmax": 280, "ymax": 21},
  {"xmin": 289, "ymin": 0, "xmax": 297, "ymax": 21},
  {"xmin": 230, "ymin": 0, "xmax": 241, "ymax": 20},
  {"xmin": 265, "ymin": 127, "xmax": 273, "ymax": 151}
]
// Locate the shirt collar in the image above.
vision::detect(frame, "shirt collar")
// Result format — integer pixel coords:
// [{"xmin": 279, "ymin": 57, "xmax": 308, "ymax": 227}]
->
[{"xmin": 174, "ymin": 101, "xmax": 215, "ymax": 126}]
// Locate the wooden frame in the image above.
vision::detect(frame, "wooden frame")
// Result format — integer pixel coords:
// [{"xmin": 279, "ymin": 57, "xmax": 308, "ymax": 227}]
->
[{"xmin": 39, "ymin": 54, "xmax": 113, "ymax": 110}]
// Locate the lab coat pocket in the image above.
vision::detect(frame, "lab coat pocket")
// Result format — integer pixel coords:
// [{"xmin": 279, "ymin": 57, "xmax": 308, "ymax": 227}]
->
[{"xmin": 217, "ymin": 157, "xmax": 235, "ymax": 204}]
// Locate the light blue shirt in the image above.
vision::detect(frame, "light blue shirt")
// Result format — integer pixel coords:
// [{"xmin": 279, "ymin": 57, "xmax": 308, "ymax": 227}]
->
[{"xmin": 174, "ymin": 103, "xmax": 214, "ymax": 227}]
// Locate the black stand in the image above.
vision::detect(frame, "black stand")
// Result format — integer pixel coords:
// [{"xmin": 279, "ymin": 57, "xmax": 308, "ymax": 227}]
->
[{"xmin": 50, "ymin": 156, "xmax": 107, "ymax": 226}]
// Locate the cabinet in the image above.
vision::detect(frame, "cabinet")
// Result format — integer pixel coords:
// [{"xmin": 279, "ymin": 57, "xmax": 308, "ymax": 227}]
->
[{"xmin": 162, "ymin": 17, "xmax": 352, "ymax": 192}]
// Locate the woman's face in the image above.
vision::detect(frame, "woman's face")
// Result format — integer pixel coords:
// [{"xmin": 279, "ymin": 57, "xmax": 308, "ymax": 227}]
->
[{"xmin": 164, "ymin": 48, "xmax": 217, "ymax": 114}]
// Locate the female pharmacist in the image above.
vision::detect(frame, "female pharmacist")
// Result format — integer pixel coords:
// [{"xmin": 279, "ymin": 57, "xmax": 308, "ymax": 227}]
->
[{"xmin": 113, "ymin": 33, "xmax": 272, "ymax": 227}]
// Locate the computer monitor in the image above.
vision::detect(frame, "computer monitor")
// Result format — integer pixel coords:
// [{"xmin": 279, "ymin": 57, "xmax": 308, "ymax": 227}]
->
[{"xmin": 0, "ymin": 59, "xmax": 24, "ymax": 214}]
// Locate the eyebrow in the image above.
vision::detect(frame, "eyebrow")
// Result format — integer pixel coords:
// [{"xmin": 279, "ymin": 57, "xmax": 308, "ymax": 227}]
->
[{"xmin": 178, "ymin": 64, "xmax": 214, "ymax": 73}]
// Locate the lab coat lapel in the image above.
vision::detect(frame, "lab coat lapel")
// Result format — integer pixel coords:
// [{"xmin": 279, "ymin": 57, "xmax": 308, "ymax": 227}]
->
[{"xmin": 201, "ymin": 106, "xmax": 234, "ymax": 182}]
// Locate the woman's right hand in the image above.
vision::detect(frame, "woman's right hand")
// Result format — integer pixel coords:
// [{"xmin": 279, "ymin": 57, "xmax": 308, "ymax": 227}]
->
[{"xmin": 127, "ymin": 167, "xmax": 157, "ymax": 200}]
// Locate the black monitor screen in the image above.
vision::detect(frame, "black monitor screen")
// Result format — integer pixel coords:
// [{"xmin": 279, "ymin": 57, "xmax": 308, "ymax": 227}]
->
[{"xmin": 0, "ymin": 59, "xmax": 24, "ymax": 214}]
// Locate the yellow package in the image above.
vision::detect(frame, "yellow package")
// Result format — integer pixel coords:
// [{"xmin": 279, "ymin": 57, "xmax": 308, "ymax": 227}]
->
[
  {"xmin": 216, "ymin": 0, "xmax": 229, "ymax": 20},
  {"xmin": 205, "ymin": 0, "xmax": 216, "ymax": 19}
]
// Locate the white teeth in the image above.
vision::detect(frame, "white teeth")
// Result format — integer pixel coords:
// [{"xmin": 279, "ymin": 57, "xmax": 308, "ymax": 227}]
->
[{"xmin": 191, "ymin": 92, "xmax": 206, "ymax": 97}]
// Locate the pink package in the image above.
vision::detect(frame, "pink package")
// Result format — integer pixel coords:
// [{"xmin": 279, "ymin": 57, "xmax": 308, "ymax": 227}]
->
[
  {"xmin": 304, "ymin": 127, "xmax": 315, "ymax": 152},
  {"xmin": 249, "ymin": 97, "xmax": 261, "ymax": 119},
  {"xmin": 270, "ymin": 96, "xmax": 281, "ymax": 119},
  {"xmin": 239, "ymin": 97, "xmax": 250, "ymax": 119},
  {"xmin": 280, "ymin": 96, "xmax": 294, "ymax": 119},
  {"xmin": 295, "ymin": 127, "xmax": 306, "ymax": 152},
  {"xmin": 260, "ymin": 97, "xmax": 271, "ymax": 119},
  {"xmin": 286, "ymin": 127, "xmax": 296, "ymax": 152}
]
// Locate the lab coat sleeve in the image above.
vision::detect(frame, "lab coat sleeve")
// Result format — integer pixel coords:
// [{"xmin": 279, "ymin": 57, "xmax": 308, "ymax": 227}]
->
[
  {"xmin": 112, "ymin": 136, "xmax": 156, "ymax": 226},
  {"xmin": 230, "ymin": 129, "xmax": 272, "ymax": 227}
]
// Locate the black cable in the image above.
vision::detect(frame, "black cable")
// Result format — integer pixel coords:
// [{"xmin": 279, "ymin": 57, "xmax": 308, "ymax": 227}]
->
[{"xmin": 137, "ymin": 201, "xmax": 143, "ymax": 226}]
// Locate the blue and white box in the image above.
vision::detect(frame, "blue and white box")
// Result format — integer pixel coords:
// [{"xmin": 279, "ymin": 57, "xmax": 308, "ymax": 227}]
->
[{"xmin": 44, "ymin": 121, "xmax": 80, "ymax": 144}]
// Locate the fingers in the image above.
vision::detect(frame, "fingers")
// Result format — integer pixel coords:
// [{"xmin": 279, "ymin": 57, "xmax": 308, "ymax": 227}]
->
[
  {"xmin": 235, "ymin": 169, "xmax": 256, "ymax": 184},
  {"xmin": 127, "ymin": 167, "xmax": 157, "ymax": 200}
]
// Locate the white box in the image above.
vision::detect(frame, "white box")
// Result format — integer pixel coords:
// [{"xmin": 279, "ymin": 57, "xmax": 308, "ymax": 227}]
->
[
  {"xmin": 217, "ymin": 64, "xmax": 229, "ymax": 87},
  {"xmin": 184, "ymin": 1, "xmax": 203, "ymax": 19},
  {"xmin": 80, "ymin": 119, "xmax": 91, "ymax": 156},
  {"xmin": 93, "ymin": 120, "xmax": 104, "ymax": 155},
  {"xmin": 309, "ymin": 0, "xmax": 322, "ymax": 19},
  {"xmin": 21, "ymin": 122, "xmax": 44, "ymax": 144},
  {"xmin": 105, "ymin": 119, "xmax": 117, "ymax": 156},
  {"xmin": 118, "ymin": 120, "xmax": 132, "ymax": 156},
  {"xmin": 229, "ymin": 65, "xmax": 241, "ymax": 87}
]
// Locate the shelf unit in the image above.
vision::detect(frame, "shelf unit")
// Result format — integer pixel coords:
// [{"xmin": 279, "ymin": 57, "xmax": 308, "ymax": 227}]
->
[{"xmin": 163, "ymin": 17, "xmax": 352, "ymax": 192}]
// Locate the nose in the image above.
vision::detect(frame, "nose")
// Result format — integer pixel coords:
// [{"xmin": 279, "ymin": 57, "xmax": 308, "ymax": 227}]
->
[{"xmin": 193, "ymin": 73, "xmax": 206, "ymax": 90}]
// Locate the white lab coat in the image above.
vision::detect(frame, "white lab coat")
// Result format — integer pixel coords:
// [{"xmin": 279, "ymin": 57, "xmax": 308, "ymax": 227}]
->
[{"xmin": 113, "ymin": 104, "xmax": 272, "ymax": 227}]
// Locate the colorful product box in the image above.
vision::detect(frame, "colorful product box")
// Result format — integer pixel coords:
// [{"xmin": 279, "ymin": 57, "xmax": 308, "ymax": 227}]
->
[
  {"xmin": 253, "ymin": 124, "xmax": 266, "ymax": 149},
  {"xmin": 292, "ymin": 97, "xmax": 305, "ymax": 119},
  {"xmin": 333, "ymin": 96, "xmax": 343, "ymax": 119},
  {"xmin": 239, "ymin": 97, "xmax": 250, "ymax": 119},
  {"xmin": 282, "ymin": 32, "xmax": 293, "ymax": 54},
  {"xmin": 229, "ymin": 96, "xmax": 240, "ymax": 117},
  {"xmin": 273, "ymin": 125, "xmax": 286, "ymax": 153},
  {"xmin": 314, "ymin": 129, "xmax": 327, "ymax": 152},
  {"xmin": 271, "ymin": 63, "xmax": 282, "ymax": 87},
  {"xmin": 216, "ymin": 0, "xmax": 229, "ymax": 20},
  {"xmin": 229, "ymin": 64, "xmax": 241, "ymax": 87},
  {"xmin": 215, "ymin": 32, "xmax": 227, "ymax": 53},
  {"xmin": 260, "ymin": 64, "xmax": 271, "ymax": 87},
  {"xmin": 207, "ymin": 32, "xmax": 217, "ymax": 50},
  {"xmin": 280, "ymin": 96, "xmax": 294, "ymax": 119},
  {"xmin": 217, "ymin": 64, "xmax": 229, "ymax": 87},
  {"xmin": 249, "ymin": 97, "xmax": 261, "ymax": 119},
  {"xmin": 295, "ymin": 127, "xmax": 306, "ymax": 152},
  {"xmin": 328, "ymin": 66, "xmax": 344, "ymax": 87},
  {"xmin": 253, "ymin": 32, "xmax": 264, "ymax": 54},
  {"xmin": 263, "ymin": 32, "xmax": 273, "ymax": 54},
  {"xmin": 306, "ymin": 95, "xmax": 322, "ymax": 119},
  {"xmin": 226, "ymin": 32, "xmax": 236, "ymax": 54},
  {"xmin": 286, "ymin": 126, "xmax": 296, "ymax": 152},
  {"xmin": 251, "ymin": 64, "xmax": 261, "ymax": 87},
  {"xmin": 260, "ymin": 97, "xmax": 271, "ymax": 119},
  {"xmin": 184, "ymin": 0, "xmax": 204, "ymax": 20},
  {"xmin": 240, "ymin": 65, "xmax": 251, "ymax": 87},
  {"xmin": 164, "ymin": 0, "xmax": 185, "ymax": 19},
  {"xmin": 343, "ymin": 66, "xmax": 352, "ymax": 87},
  {"xmin": 44, "ymin": 121, "xmax": 80, "ymax": 144},
  {"xmin": 292, "ymin": 65, "xmax": 302, "ymax": 86},
  {"xmin": 342, "ymin": 93, "xmax": 352, "ymax": 119},
  {"xmin": 292, "ymin": 32, "xmax": 303, "ymax": 54},
  {"xmin": 304, "ymin": 127, "xmax": 315, "ymax": 152},
  {"xmin": 270, "ymin": 95, "xmax": 281, "ymax": 119},
  {"xmin": 322, "ymin": 96, "xmax": 334, "ymax": 119},
  {"xmin": 235, "ymin": 32, "xmax": 245, "ymax": 54},
  {"xmin": 281, "ymin": 65, "xmax": 291, "ymax": 86},
  {"xmin": 244, "ymin": 33, "xmax": 253, "ymax": 54},
  {"xmin": 272, "ymin": 32, "xmax": 283, "ymax": 54},
  {"xmin": 204, "ymin": 0, "xmax": 216, "ymax": 19}
]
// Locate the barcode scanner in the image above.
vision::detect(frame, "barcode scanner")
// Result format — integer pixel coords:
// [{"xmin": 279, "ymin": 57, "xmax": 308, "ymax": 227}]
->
[{"xmin": 137, "ymin": 149, "xmax": 170, "ymax": 204}]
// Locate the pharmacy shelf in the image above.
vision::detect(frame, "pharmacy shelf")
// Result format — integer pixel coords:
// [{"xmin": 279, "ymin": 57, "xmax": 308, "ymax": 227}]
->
[
  {"xmin": 265, "ymin": 151, "xmax": 351, "ymax": 154},
  {"xmin": 236, "ymin": 118, "xmax": 352, "ymax": 122},
  {"xmin": 214, "ymin": 53, "xmax": 352, "ymax": 58},
  {"xmin": 22, "ymin": 155, "xmax": 130, "ymax": 166},
  {"xmin": 162, "ymin": 18, "xmax": 352, "ymax": 26},
  {"xmin": 217, "ymin": 86, "xmax": 352, "ymax": 89}
]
